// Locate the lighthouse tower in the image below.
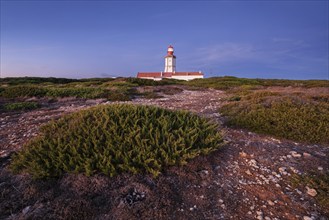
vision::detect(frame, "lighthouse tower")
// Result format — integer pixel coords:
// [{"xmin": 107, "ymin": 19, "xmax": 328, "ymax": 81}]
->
[{"xmin": 164, "ymin": 45, "xmax": 176, "ymax": 72}]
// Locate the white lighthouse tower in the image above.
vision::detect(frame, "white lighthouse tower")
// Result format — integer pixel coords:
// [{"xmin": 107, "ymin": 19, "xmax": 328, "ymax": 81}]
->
[{"xmin": 164, "ymin": 45, "xmax": 176, "ymax": 72}]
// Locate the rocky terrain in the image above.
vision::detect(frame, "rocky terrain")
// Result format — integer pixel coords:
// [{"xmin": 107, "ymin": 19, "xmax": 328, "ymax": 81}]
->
[{"xmin": 0, "ymin": 86, "xmax": 328, "ymax": 219}]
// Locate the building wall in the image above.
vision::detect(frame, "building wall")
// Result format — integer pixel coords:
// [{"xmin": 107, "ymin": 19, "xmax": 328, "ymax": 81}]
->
[
  {"xmin": 138, "ymin": 75, "xmax": 203, "ymax": 81},
  {"xmin": 139, "ymin": 77, "xmax": 162, "ymax": 81},
  {"xmin": 169, "ymin": 75, "xmax": 204, "ymax": 81},
  {"xmin": 164, "ymin": 57, "xmax": 176, "ymax": 72}
]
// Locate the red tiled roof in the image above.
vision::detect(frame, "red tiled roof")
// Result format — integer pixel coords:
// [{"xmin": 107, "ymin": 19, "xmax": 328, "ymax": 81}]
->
[
  {"xmin": 137, "ymin": 72, "xmax": 203, "ymax": 78},
  {"xmin": 137, "ymin": 72, "xmax": 162, "ymax": 78}
]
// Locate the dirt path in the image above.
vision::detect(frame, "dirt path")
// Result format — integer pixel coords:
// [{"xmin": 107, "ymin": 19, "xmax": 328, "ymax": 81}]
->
[{"xmin": 0, "ymin": 87, "xmax": 328, "ymax": 220}]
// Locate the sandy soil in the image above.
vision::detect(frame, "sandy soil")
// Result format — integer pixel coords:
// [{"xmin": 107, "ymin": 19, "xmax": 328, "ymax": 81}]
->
[{"xmin": 0, "ymin": 86, "xmax": 328, "ymax": 220}]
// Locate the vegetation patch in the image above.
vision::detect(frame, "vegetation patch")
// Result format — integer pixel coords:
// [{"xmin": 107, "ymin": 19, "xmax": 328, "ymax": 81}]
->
[
  {"xmin": 140, "ymin": 92, "xmax": 164, "ymax": 99},
  {"xmin": 220, "ymin": 94, "xmax": 329, "ymax": 144},
  {"xmin": 184, "ymin": 76, "xmax": 329, "ymax": 90},
  {"xmin": 0, "ymin": 85, "xmax": 131, "ymax": 101},
  {"xmin": 227, "ymin": 95, "xmax": 241, "ymax": 102},
  {"xmin": 11, "ymin": 104, "xmax": 224, "ymax": 179},
  {"xmin": 2, "ymin": 102, "xmax": 41, "ymax": 111},
  {"xmin": 0, "ymin": 86, "xmax": 48, "ymax": 98},
  {"xmin": 291, "ymin": 172, "xmax": 329, "ymax": 213}
]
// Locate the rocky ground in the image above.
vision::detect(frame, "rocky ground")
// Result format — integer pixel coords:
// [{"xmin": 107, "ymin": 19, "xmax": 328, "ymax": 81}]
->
[{"xmin": 0, "ymin": 86, "xmax": 328, "ymax": 220}]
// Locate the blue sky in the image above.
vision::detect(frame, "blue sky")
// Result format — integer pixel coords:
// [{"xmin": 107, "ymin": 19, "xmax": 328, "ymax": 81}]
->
[{"xmin": 1, "ymin": 0, "xmax": 328, "ymax": 79}]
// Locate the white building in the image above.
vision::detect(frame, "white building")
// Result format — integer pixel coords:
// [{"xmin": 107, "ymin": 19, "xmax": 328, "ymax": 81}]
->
[{"xmin": 137, "ymin": 45, "xmax": 204, "ymax": 81}]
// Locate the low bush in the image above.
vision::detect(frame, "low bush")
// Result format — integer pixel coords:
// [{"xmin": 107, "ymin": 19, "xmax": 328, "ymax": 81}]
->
[
  {"xmin": 3, "ymin": 102, "xmax": 40, "ymax": 111},
  {"xmin": 291, "ymin": 172, "xmax": 329, "ymax": 213},
  {"xmin": 184, "ymin": 77, "xmax": 329, "ymax": 90},
  {"xmin": 0, "ymin": 77, "xmax": 79, "ymax": 85},
  {"xmin": 220, "ymin": 94, "xmax": 329, "ymax": 144},
  {"xmin": 0, "ymin": 86, "xmax": 131, "ymax": 101},
  {"xmin": 140, "ymin": 92, "xmax": 164, "ymax": 99},
  {"xmin": 45, "ymin": 87, "xmax": 107, "ymax": 99},
  {"xmin": 106, "ymin": 91, "xmax": 131, "ymax": 101},
  {"xmin": 0, "ymin": 86, "xmax": 48, "ymax": 98},
  {"xmin": 11, "ymin": 104, "xmax": 224, "ymax": 178},
  {"xmin": 126, "ymin": 78, "xmax": 177, "ymax": 86},
  {"xmin": 227, "ymin": 96, "xmax": 241, "ymax": 102}
]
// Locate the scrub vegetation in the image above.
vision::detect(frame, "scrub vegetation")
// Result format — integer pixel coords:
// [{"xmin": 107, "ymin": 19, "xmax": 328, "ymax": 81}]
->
[
  {"xmin": 291, "ymin": 172, "xmax": 329, "ymax": 213},
  {"xmin": 183, "ymin": 76, "xmax": 329, "ymax": 90},
  {"xmin": 2, "ymin": 102, "xmax": 41, "ymax": 111},
  {"xmin": 220, "ymin": 92, "xmax": 329, "ymax": 144},
  {"xmin": 1, "ymin": 76, "xmax": 328, "ymax": 101},
  {"xmin": 0, "ymin": 77, "xmax": 179, "ymax": 100},
  {"xmin": 10, "ymin": 104, "xmax": 224, "ymax": 179}
]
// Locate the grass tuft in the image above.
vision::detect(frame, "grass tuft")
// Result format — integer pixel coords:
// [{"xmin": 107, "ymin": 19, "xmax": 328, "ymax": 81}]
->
[
  {"xmin": 291, "ymin": 172, "xmax": 329, "ymax": 213},
  {"xmin": 11, "ymin": 104, "xmax": 224, "ymax": 179},
  {"xmin": 2, "ymin": 102, "xmax": 41, "ymax": 111},
  {"xmin": 220, "ymin": 94, "xmax": 329, "ymax": 144}
]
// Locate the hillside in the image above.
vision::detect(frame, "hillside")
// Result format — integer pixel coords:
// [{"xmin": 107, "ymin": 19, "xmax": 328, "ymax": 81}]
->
[{"xmin": 0, "ymin": 77, "xmax": 328, "ymax": 219}]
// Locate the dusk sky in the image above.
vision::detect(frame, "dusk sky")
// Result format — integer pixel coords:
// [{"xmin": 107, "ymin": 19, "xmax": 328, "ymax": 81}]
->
[{"xmin": 1, "ymin": 1, "xmax": 328, "ymax": 79}]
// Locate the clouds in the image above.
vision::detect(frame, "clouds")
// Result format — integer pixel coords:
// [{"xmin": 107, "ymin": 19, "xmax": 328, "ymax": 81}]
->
[
  {"xmin": 1, "ymin": 1, "xmax": 328, "ymax": 79},
  {"xmin": 178, "ymin": 39, "xmax": 327, "ymax": 79},
  {"xmin": 196, "ymin": 43, "xmax": 257, "ymax": 64}
]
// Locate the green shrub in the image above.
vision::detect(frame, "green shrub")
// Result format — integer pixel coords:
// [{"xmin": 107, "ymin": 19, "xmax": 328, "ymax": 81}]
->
[
  {"xmin": 11, "ymin": 104, "xmax": 223, "ymax": 178},
  {"xmin": 184, "ymin": 77, "xmax": 329, "ymax": 90},
  {"xmin": 228, "ymin": 96, "xmax": 241, "ymax": 102},
  {"xmin": 291, "ymin": 172, "xmax": 329, "ymax": 213},
  {"xmin": 220, "ymin": 95, "xmax": 329, "ymax": 144},
  {"xmin": 45, "ymin": 87, "xmax": 106, "ymax": 99},
  {"xmin": 0, "ymin": 86, "xmax": 131, "ymax": 101},
  {"xmin": 310, "ymin": 94, "xmax": 329, "ymax": 103},
  {"xmin": 140, "ymin": 91, "xmax": 164, "ymax": 99},
  {"xmin": 0, "ymin": 77, "xmax": 79, "ymax": 85},
  {"xmin": 0, "ymin": 86, "xmax": 48, "ymax": 98},
  {"xmin": 184, "ymin": 76, "xmax": 261, "ymax": 90},
  {"xmin": 3, "ymin": 102, "xmax": 40, "ymax": 111},
  {"xmin": 126, "ymin": 78, "xmax": 177, "ymax": 86},
  {"xmin": 106, "ymin": 91, "xmax": 131, "ymax": 101}
]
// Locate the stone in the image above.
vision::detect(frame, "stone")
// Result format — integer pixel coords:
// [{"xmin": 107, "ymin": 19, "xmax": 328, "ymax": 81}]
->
[
  {"xmin": 278, "ymin": 167, "xmax": 286, "ymax": 173},
  {"xmin": 257, "ymin": 216, "xmax": 264, "ymax": 220},
  {"xmin": 267, "ymin": 200, "xmax": 275, "ymax": 206},
  {"xmin": 239, "ymin": 151, "xmax": 247, "ymax": 157},
  {"xmin": 279, "ymin": 167, "xmax": 288, "ymax": 175},
  {"xmin": 245, "ymin": 170, "xmax": 252, "ymax": 175},
  {"xmin": 199, "ymin": 170, "xmax": 209, "ymax": 179},
  {"xmin": 306, "ymin": 187, "xmax": 317, "ymax": 197},
  {"xmin": 249, "ymin": 159, "xmax": 258, "ymax": 167},
  {"xmin": 256, "ymin": 211, "xmax": 263, "ymax": 220},
  {"xmin": 303, "ymin": 216, "xmax": 312, "ymax": 220},
  {"xmin": 296, "ymin": 189, "xmax": 302, "ymax": 195},
  {"xmin": 22, "ymin": 206, "xmax": 30, "ymax": 215},
  {"xmin": 290, "ymin": 151, "xmax": 302, "ymax": 158},
  {"xmin": 303, "ymin": 152, "xmax": 312, "ymax": 158}
]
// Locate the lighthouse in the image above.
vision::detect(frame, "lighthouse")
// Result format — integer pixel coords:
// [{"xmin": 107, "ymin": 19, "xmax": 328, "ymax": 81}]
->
[
  {"xmin": 137, "ymin": 45, "xmax": 204, "ymax": 81},
  {"xmin": 164, "ymin": 45, "xmax": 176, "ymax": 72}
]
